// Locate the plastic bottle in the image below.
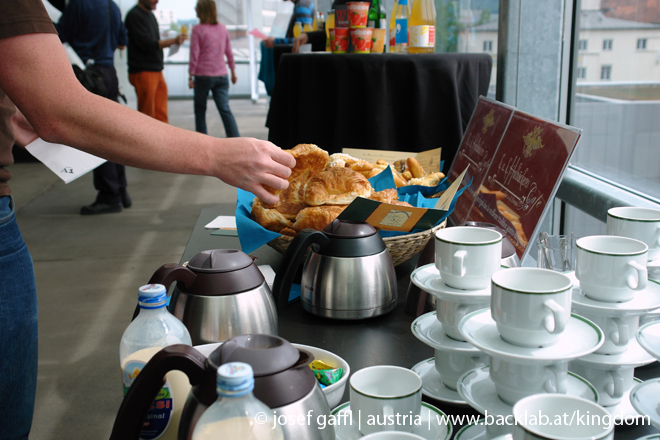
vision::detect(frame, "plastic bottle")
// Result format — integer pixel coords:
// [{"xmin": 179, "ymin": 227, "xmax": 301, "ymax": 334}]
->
[
  {"xmin": 120, "ymin": 284, "xmax": 193, "ymax": 440},
  {"xmin": 388, "ymin": 0, "xmax": 398, "ymax": 52},
  {"xmin": 192, "ymin": 362, "xmax": 284, "ymax": 440},
  {"xmin": 394, "ymin": 0, "xmax": 409, "ymax": 53},
  {"xmin": 409, "ymin": 0, "xmax": 436, "ymax": 53},
  {"xmin": 303, "ymin": 22, "xmax": 313, "ymax": 33},
  {"xmin": 316, "ymin": 11, "xmax": 326, "ymax": 32}
]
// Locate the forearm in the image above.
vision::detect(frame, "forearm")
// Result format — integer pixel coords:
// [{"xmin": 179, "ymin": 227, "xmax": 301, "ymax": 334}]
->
[{"xmin": 1, "ymin": 33, "xmax": 215, "ymax": 176}]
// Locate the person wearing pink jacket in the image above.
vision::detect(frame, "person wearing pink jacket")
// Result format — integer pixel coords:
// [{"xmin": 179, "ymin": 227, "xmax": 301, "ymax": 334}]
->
[{"xmin": 189, "ymin": 0, "xmax": 240, "ymax": 137}]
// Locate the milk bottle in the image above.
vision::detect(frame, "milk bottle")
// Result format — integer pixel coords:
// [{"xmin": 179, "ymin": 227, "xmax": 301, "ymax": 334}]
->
[
  {"xmin": 120, "ymin": 284, "xmax": 192, "ymax": 440},
  {"xmin": 192, "ymin": 362, "xmax": 284, "ymax": 440}
]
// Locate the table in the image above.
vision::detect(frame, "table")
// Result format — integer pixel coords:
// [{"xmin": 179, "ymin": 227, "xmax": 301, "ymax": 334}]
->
[
  {"xmin": 265, "ymin": 53, "xmax": 493, "ymax": 172},
  {"xmin": 183, "ymin": 207, "xmax": 659, "ymax": 439}
]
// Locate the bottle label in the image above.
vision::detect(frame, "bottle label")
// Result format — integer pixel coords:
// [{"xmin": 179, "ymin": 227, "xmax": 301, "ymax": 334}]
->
[
  {"xmin": 395, "ymin": 18, "xmax": 408, "ymax": 44},
  {"xmin": 379, "ymin": 18, "xmax": 387, "ymax": 29},
  {"xmin": 410, "ymin": 25, "xmax": 434, "ymax": 48},
  {"xmin": 122, "ymin": 360, "xmax": 174, "ymax": 440},
  {"xmin": 390, "ymin": 26, "xmax": 396, "ymax": 47}
]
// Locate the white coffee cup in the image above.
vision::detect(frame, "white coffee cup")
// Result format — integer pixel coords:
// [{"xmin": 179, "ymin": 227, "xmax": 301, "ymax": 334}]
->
[
  {"xmin": 434, "ymin": 349, "xmax": 487, "ymax": 391},
  {"xmin": 436, "ymin": 297, "xmax": 490, "ymax": 341},
  {"xmin": 435, "ymin": 226, "xmax": 503, "ymax": 290},
  {"xmin": 569, "ymin": 361, "xmax": 634, "ymax": 407},
  {"xmin": 489, "ymin": 357, "xmax": 568, "ymax": 406},
  {"xmin": 607, "ymin": 207, "xmax": 660, "ymax": 262},
  {"xmin": 572, "ymin": 310, "xmax": 638, "ymax": 355},
  {"xmin": 349, "ymin": 365, "xmax": 422, "ymax": 436},
  {"xmin": 512, "ymin": 394, "xmax": 614, "ymax": 440},
  {"xmin": 491, "ymin": 268, "xmax": 573, "ymax": 347},
  {"xmin": 575, "ymin": 235, "xmax": 648, "ymax": 302}
]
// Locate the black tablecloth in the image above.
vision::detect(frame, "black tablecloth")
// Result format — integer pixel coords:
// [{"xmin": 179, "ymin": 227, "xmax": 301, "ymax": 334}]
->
[{"xmin": 266, "ymin": 52, "xmax": 492, "ymax": 172}]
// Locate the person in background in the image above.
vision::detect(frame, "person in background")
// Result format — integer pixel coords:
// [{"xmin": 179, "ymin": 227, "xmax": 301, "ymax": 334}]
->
[
  {"xmin": 189, "ymin": 0, "xmax": 240, "ymax": 138},
  {"xmin": 0, "ymin": 2, "xmax": 295, "ymax": 438},
  {"xmin": 263, "ymin": 0, "xmax": 315, "ymax": 48},
  {"xmin": 124, "ymin": 0, "xmax": 185, "ymax": 123},
  {"xmin": 56, "ymin": 0, "xmax": 133, "ymax": 215}
]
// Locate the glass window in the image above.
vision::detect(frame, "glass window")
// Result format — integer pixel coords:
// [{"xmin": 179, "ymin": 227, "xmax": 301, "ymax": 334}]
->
[
  {"xmin": 455, "ymin": 1, "xmax": 499, "ymax": 98},
  {"xmin": 578, "ymin": 39, "xmax": 588, "ymax": 50},
  {"xmin": 600, "ymin": 65, "xmax": 612, "ymax": 80},
  {"xmin": 603, "ymin": 39, "xmax": 613, "ymax": 50},
  {"xmin": 567, "ymin": 0, "xmax": 660, "ymax": 237}
]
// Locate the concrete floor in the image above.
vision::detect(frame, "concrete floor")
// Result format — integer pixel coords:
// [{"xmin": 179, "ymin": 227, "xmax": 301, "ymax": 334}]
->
[{"xmin": 8, "ymin": 98, "xmax": 271, "ymax": 440}]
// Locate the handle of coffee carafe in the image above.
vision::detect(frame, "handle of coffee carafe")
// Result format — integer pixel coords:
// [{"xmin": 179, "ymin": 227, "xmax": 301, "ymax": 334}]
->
[
  {"xmin": 131, "ymin": 263, "xmax": 198, "ymax": 320},
  {"xmin": 109, "ymin": 345, "xmax": 211, "ymax": 440},
  {"xmin": 271, "ymin": 229, "xmax": 331, "ymax": 314}
]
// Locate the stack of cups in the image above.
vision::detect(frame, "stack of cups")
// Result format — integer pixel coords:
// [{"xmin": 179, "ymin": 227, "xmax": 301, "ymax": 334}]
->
[
  {"xmin": 489, "ymin": 268, "xmax": 575, "ymax": 405},
  {"xmin": 569, "ymin": 209, "xmax": 658, "ymax": 409},
  {"xmin": 431, "ymin": 227, "xmax": 503, "ymax": 389}
]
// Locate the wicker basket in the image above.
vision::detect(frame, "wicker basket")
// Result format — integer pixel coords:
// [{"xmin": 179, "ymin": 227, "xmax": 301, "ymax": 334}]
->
[{"xmin": 267, "ymin": 219, "xmax": 447, "ymax": 266}]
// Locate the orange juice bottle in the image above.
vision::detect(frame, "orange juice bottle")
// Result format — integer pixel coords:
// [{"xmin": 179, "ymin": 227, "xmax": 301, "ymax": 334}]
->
[
  {"xmin": 388, "ymin": 0, "xmax": 398, "ymax": 52},
  {"xmin": 303, "ymin": 22, "xmax": 313, "ymax": 32},
  {"xmin": 409, "ymin": 0, "xmax": 435, "ymax": 53}
]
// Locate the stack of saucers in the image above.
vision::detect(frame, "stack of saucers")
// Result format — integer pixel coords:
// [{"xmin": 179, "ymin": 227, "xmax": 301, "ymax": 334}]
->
[
  {"xmin": 567, "ymin": 234, "xmax": 658, "ymax": 424},
  {"xmin": 630, "ymin": 318, "xmax": 660, "ymax": 429},
  {"xmin": 409, "ymin": 227, "xmax": 503, "ymax": 406},
  {"xmin": 456, "ymin": 267, "xmax": 604, "ymax": 439}
]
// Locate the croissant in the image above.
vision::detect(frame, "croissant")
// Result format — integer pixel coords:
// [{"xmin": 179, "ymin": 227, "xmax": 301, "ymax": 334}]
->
[{"xmin": 304, "ymin": 167, "xmax": 372, "ymax": 206}]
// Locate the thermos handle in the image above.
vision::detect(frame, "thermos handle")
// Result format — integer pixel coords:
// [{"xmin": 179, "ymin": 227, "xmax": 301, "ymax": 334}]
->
[
  {"xmin": 272, "ymin": 229, "xmax": 331, "ymax": 314},
  {"xmin": 131, "ymin": 263, "xmax": 198, "ymax": 320},
  {"xmin": 109, "ymin": 345, "xmax": 211, "ymax": 440}
]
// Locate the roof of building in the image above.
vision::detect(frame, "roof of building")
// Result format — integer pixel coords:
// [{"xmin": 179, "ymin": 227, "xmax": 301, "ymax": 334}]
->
[
  {"xmin": 580, "ymin": 9, "xmax": 660, "ymax": 30},
  {"xmin": 467, "ymin": 9, "xmax": 660, "ymax": 32}
]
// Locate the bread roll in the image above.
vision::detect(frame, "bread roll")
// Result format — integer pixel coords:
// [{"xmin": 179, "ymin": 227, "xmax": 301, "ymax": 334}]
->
[
  {"xmin": 263, "ymin": 143, "xmax": 329, "ymax": 203},
  {"xmin": 251, "ymin": 198, "xmax": 293, "ymax": 232},
  {"xmin": 406, "ymin": 157, "xmax": 425, "ymax": 178},
  {"xmin": 304, "ymin": 167, "xmax": 372, "ymax": 206},
  {"xmin": 292, "ymin": 205, "xmax": 347, "ymax": 231}
]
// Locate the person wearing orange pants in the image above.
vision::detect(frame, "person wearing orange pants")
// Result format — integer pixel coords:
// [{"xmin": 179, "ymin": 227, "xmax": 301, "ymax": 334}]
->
[
  {"xmin": 129, "ymin": 70, "xmax": 168, "ymax": 123},
  {"xmin": 125, "ymin": 0, "xmax": 185, "ymax": 123}
]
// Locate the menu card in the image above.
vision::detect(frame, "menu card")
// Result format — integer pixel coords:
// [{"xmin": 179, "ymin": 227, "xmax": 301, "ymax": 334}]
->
[
  {"xmin": 447, "ymin": 97, "xmax": 582, "ymax": 261},
  {"xmin": 448, "ymin": 97, "xmax": 515, "ymax": 224}
]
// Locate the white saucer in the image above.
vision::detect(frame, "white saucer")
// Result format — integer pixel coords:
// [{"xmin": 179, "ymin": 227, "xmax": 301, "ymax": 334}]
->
[
  {"xmin": 577, "ymin": 337, "xmax": 656, "ymax": 368},
  {"xmin": 606, "ymin": 378, "xmax": 644, "ymax": 424},
  {"xmin": 410, "ymin": 264, "xmax": 491, "ymax": 303},
  {"xmin": 412, "ymin": 312, "xmax": 482, "ymax": 353},
  {"xmin": 453, "ymin": 420, "xmax": 487, "ymax": 440},
  {"xmin": 630, "ymin": 378, "xmax": 660, "ymax": 429},
  {"xmin": 458, "ymin": 309, "xmax": 603, "ymax": 365},
  {"xmin": 457, "ymin": 366, "xmax": 599, "ymax": 418},
  {"xmin": 411, "ymin": 357, "xmax": 469, "ymax": 407},
  {"xmin": 332, "ymin": 401, "xmax": 453, "ymax": 440},
  {"xmin": 649, "ymin": 259, "xmax": 660, "ymax": 282},
  {"xmin": 637, "ymin": 320, "xmax": 660, "ymax": 361},
  {"xmin": 567, "ymin": 272, "xmax": 660, "ymax": 316}
]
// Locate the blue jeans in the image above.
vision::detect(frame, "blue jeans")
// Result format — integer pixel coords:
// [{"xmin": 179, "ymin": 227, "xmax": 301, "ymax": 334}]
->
[
  {"xmin": 193, "ymin": 75, "xmax": 240, "ymax": 138},
  {"xmin": 0, "ymin": 196, "xmax": 38, "ymax": 440}
]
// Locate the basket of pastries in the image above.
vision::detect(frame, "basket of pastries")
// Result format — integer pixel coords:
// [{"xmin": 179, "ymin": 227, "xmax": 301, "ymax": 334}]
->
[{"xmin": 244, "ymin": 144, "xmax": 455, "ymax": 266}]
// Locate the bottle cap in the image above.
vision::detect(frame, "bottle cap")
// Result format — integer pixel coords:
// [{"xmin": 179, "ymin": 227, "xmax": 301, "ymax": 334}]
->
[
  {"xmin": 137, "ymin": 284, "xmax": 168, "ymax": 308},
  {"xmin": 217, "ymin": 362, "xmax": 255, "ymax": 397}
]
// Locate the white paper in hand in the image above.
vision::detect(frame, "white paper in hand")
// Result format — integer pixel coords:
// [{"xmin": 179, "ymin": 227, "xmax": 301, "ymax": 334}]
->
[{"xmin": 25, "ymin": 138, "xmax": 106, "ymax": 184}]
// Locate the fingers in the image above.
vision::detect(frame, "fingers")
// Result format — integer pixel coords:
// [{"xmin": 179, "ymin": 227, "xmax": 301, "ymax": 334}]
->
[{"xmin": 269, "ymin": 145, "xmax": 296, "ymax": 168}]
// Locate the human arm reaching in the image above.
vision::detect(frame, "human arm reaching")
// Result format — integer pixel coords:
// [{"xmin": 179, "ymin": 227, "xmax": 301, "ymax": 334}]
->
[{"xmin": 0, "ymin": 32, "xmax": 294, "ymax": 204}]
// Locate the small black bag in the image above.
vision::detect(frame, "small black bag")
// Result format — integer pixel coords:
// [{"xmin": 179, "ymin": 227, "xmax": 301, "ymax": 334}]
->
[
  {"xmin": 73, "ymin": 64, "xmax": 108, "ymax": 97},
  {"xmin": 72, "ymin": 0, "xmax": 110, "ymax": 98}
]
